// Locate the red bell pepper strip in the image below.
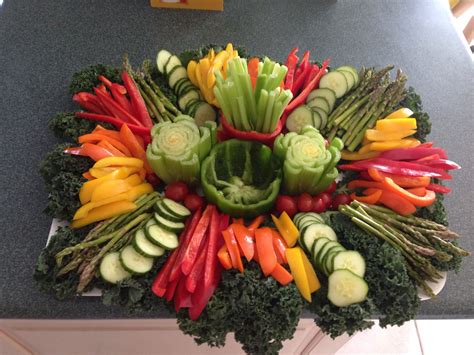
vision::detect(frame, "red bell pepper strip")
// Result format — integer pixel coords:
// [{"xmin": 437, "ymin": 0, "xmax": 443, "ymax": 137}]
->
[
  {"xmin": 291, "ymin": 51, "xmax": 311, "ymax": 96},
  {"xmin": 414, "ymin": 154, "xmax": 440, "ymax": 162},
  {"xmin": 97, "ymin": 84, "xmax": 112, "ymax": 98},
  {"xmin": 381, "ymin": 177, "xmax": 436, "ymax": 207},
  {"xmin": 270, "ymin": 263, "xmax": 294, "ymax": 286},
  {"xmin": 121, "ymin": 71, "xmax": 154, "ymax": 129},
  {"xmin": 165, "ymin": 277, "xmax": 180, "ymax": 302},
  {"xmin": 189, "ymin": 264, "xmax": 222, "ymax": 320},
  {"xmin": 78, "ymin": 134, "xmax": 132, "ymax": 156},
  {"xmin": 203, "ymin": 209, "xmax": 222, "ymax": 289},
  {"xmin": 185, "ymin": 242, "xmax": 208, "ymax": 294},
  {"xmin": 120, "ymin": 124, "xmax": 153, "ymax": 173},
  {"xmin": 181, "ymin": 205, "xmax": 214, "ymax": 275},
  {"xmin": 427, "ymin": 183, "xmax": 451, "ymax": 194},
  {"xmin": 379, "ymin": 147, "xmax": 447, "ymax": 161},
  {"xmin": 367, "ymin": 168, "xmax": 431, "ymax": 187},
  {"xmin": 168, "ymin": 208, "xmax": 203, "ymax": 282},
  {"xmin": 350, "ymin": 189, "xmax": 383, "ymax": 204},
  {"xmin": 271, "ymin": 230, "xmax": 288, "ymax": 264},
  {"xmin": 94, "ymin": 87, "xmax": 143, "ymax": 127},
  {"xmin": 222, "ymin": 228, "xmax": 244, "ymax": 272},
  {"xmin": 72, "ymin": 93, "xmax": 106, "ymax": 114},
  {"xmin": 232, "ymin": 218, "xmax": 244, "ymax": 224},
  {"xmin": 416, "ymin": 159, "xmax": 461, "ymax": 170},
  {"xmin": 64, "ymin": 143, "xmax": 116, "ymax": 161},
  {"xmin": 110, "ymin": 84, "xmax": 133, "ymax": 114},
  {"xmin": 217, "ymin": 244, "xmax": 233, "ymax": 270},
  {"xmin": 175, "ymin": 278, "xmax": 193, "ymax": 312},
  {"xmin": 284, "ymin": 54, "xmax": 299, "ymax": 91},
  {"xmin": 418, "ymin": 142, "xmax": 434, "ymax": 148},
  {"xmin": 98, "ymin": 75, "xmax": 113, "ymax": 88},
  {"xmin": 97, "ymin": 140, "xmax": 126, "ymax": 157},
  {"xmin": 248, "ymin": 58, "xmax": 260, "ymax": 89},
  {"xmin": 284, "ymin": 59, "xmax": 330, "ymax": 115},
  {"xmin": 248, "ymin": 215, "xmax": 265, "ymax": 231},
  {"xmin": 231, "ymin": 223, "xmax": 255, "ymax": 262},
  {"xmin": 255, "ymin": 228, "xmax": 278, "ymax": 276},
  {"xmin": 284, "ymin": 47, "xmax": 299, "ymax": 67},
  {"xmin": 151, "ymin": 246, "xmax": 180, "ymax": 297},
  {"xmin": 406, "ymin": 187, "xmax": 427, "ymax": 197},
  {"xmin": 218, "ymin": 213, "xmax": 230, "ymax": 233},
  {"xmin": 134, "ymin": 134, "xmax": 146, "ymax": 149},
  {"xmin": 75, "ymin": 112, "xmax": 151, "ymax": 136},
  {"xmin": 376, "ymin": 189, "xmax": 417, "ymax": 216},
  {"xmin": 304, "ymin": 64, "xmax": 320, "ymax": 88}
]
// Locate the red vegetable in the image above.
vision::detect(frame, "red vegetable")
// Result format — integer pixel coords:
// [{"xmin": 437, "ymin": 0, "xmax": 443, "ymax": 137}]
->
[
  {"xmin": 231, "ymin": 223, "xmax": 255, "ymax": 262},
  {"xmin": 325, "ymin": 181, "xmax": 337, "ymax": 194},
  {"xmin": 271, "ymin": 230, "xmax": 288, "ymax": 264},
  {"xmin": 291, "ymin": 51, "xmax": 311, "ymax": 95},
  {"xmin": 381, "ymin": 177, "xmax": 436, "ymax": 207},
  {"xmin": 311, "ymin": 196, "xmax": 326, "ymax": 213},
  {"xmin": 317, "ymin": 192, "xmax": 333, "ymax": 208},
  {"xmin": 416, "ymin": 159, "xmax": 461, "ymax": 170},
  {"xmin": 284, "ymin": 50, "xmax": 299, "ymax": 91},
  {"xmin": 121, "ymin": 71, "xmax": 153, "ymax": 128},
  {"xmin": 376, "ymin": 189, "xmax": 417, "ymax": 216},
  {"xmin": 64, "ymin": 143, "xmax": 116, "ymax": 161},
  {"xmin": 217, "ymin": 244, "xmax": 233, "ymax": 270},
  {"xmin": 270, "ymin": 263, "xmax": 293, "ymax": 286},
  {"xmin": 248, "ymin": 58, "xmax": 260, "ymax": 89},
  {"xmin": 75, "ymin": 112, "xmax": 151, "ymax": 136},
  {"xmin": 165, "ymin": 182, "xmax": 190, "ymax": 202},
  {"xmin": 255, "ymin": 228, "xmax": 278, "ymax": 276},
  {"xmin": 427, "ymin": 183, "xmax": 451, "ymax": 194},
  {"xmin": 165, "ymin": 277, "xmax": 179, "ymax": 302},
  {"xmin": 184, "ymin": 194, "xmax": 204, "ymax": 211},
  {"xmin": 297, "ymin": 193, "xmax": 313, "ymax": 212},
  {"xmin": 94, "ymin": 87, "xmax": 143, "ymax": 127},
  {"xmin": 189, "ymin": 264, "xmax": 222, "ymax": 320},
  {"xmin": 379, "ymin": 147, "xmax": 447, "ymax": 161},
  {"xmin": 175, "ymin": 278, "xmax": 193, "ymax": 312},
  {"xmin": 248, "ymin": 215, "xmax": 265, "ymax": 231},
  {"xmin": 185, "ymin": 242, "xmax": 208, "ymax": 294},
  {"xmin": 203, "ymin": 209, "xmax": 224, "ymax": 288},
  {"xmin": 72, "ymin": 93, "xmax": 106, "ymax": 114},
  {"xmin": 222, "ymin": 227, "xmax": 244, "ymax": 272},
  {"xmin": 151, "ymin": 245, "xmax": 180, "ymax": 297},
  {"xmin": 331, "ymin": 194, "xmax": 352, "ymax": 211},
  {"xmin": 275, "ymin": 195, "xmax": 298, "ymax": 217},
  {"xmin": 367, "ymin": 168, "xmax": 431, "ymax": 187}
]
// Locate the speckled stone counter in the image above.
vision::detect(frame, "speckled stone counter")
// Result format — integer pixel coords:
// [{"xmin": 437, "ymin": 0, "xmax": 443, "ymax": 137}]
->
[{"xmin": 1, "ymin": 0, "xmax": 473, "ymax": 319}]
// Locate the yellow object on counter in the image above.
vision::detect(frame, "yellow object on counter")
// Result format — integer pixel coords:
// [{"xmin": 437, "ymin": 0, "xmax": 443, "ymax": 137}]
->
[
  {"xmin": 71, "ymin": 201, "xmax": 137, "ymax": 229},
  {"xmin": 286, "ymin": 247, "xmax": 314, "ymax": 302},
  {"xmin": 375, "ymin": 118, "xmax": 417, "ymax": 132},
  {"xmin": 271, "ymin": 212, "xmax": 299, "ymax": 247}
]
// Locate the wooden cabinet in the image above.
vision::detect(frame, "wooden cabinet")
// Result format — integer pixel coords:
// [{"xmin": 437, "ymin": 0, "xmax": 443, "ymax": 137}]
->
[{"xmin": 0, "ymin": 319, "xmax": 350, "ymax": 355}]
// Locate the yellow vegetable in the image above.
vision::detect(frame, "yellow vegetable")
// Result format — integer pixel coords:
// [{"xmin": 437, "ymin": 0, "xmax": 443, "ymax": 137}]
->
[
  {"xmin": 90, "ymin": 180, "xmax": 132, "ymax": 202},
  {"xmin": 71, "ymin": 201, "xmax": 137, "ymax": 229},
  {"xmin": 286, "ymin": 247, "xmax": 312, "ymax": 302},
  {"xmin": 384, "ymin": 107, "xmax": 413, "ymax": 119},
  {"xmin": 358, "ymin": 144, "xmax": 373, "ymax": 154},
  {"xmin": 124, "ymin": 173, "xmax": 143, "ymax": 187},
  {"xmin": 93, "ymin": 157, "xmax": 144, "ymax": 169},
  {"xmin": 207, "ymin": 51, "xmax": 229, "ymax": 88},
  {"xmin": 300, "ymin": 250, "xmax": 320, "ymax": 293},
  {"xmin": 375, "ymin": 118, "xmax": 417, "ymax": 132},
  {"xmin": 369, "ymin": 138, "xmax": 420, "ymax": 151},
  {"xmin": 89, "ymin": 166, "xmax": 140, "ymax": 178},
  {"xmin": 79, "ymin": 168, "xmax": 132, "ymax": 204},
  {"xmin": 341, "ymin": 150, "xmax": 380, "ymax": 161},
  {"xmin": 271, "ymin": 212, "xmax": 299, "ymax": 247},
  {"xmin": 365, "ymin": 129, "xmax": 416, "ymax": 142},
  {"xmin": 187, "ymin": 60, "xmax": 199, "ymax": 86},
  {"xmin": 126, "ymin": 183, "xmax": 154, "ymax": 200},
  {"xmin": 207, "ymin": 48, "xmax": 215, "ymax": 62}
]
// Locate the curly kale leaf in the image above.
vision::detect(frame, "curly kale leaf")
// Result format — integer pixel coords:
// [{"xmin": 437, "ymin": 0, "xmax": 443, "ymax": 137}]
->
[
  {"xmin": 48, "ymin": 112, "xmax": 114, "ymax": 142},
  {"xmin": 415, "ymin": 193, "xmax": 448, "ymax": 226},
  {"xmin": 34, "ymin": 226, "xmax": 88, "ymax": 300},
  {"xmin": 69, "ymin": 64, "xmax": 121, "ymax": 95},
  {"xmin": 399, "ymin": 87, "xmax": 431, "ymax": 142},
  {"xmin": 177, "ymin": 264, "xmax": 303, "ymax": 355}
]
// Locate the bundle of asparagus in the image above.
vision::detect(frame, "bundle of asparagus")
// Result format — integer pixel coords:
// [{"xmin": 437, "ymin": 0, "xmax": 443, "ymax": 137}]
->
[
  {"xmin": 325, "ymin": 66, "xmax": 407, "ymax": 152},
  {"xmin": 339, "ymin": 201, "xmax": 469, "ymax": 297},
  {"xmin": 55, "ymin": 192, "xmax": 161, "ymax": 293}
]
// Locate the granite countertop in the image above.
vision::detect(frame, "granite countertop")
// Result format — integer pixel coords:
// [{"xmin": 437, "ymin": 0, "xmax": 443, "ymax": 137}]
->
[{"xmin": 0, "ymin": 0, "xmax": 473, "ymax": 319}]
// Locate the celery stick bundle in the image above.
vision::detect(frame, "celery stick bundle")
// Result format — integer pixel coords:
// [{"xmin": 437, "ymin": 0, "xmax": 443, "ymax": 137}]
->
[{"xmin": 214, "ymin": 57, "xmax": 293, "ymax": 133}]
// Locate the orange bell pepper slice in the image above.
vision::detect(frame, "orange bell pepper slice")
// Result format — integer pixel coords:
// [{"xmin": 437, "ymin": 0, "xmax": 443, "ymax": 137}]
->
[
  {"xmin": 232, "ymin": 218, "xmax": 244, "ymax": 225},
  {"xmin": 377, "ymin": 190, "xmax": 417, "ymax": 215},
  {"xmin": 248, "ymin": 215, "xmax": 265, "ymax": 230},
  {"xmin": 82, "ymin": 172, "xmax": 95, "ymax": 180},
  {"xmin": 406, "ymin": 187, "xmax": 427, "ymax": 197},
  {"xmin": 271, "ymin": 230, "xmax": 288, "ymax": 264},
  {"xmin": 217, "ymin": 244, "xmax": 233, "ymax": 270},
  {"xmin": 93, "ymin": 125, "xmax": 122, "ymax": 140},
  {"xmin": 222, "ymin": 228, "xmax": 244, "ymax": 272},
  {"xmin": 381, "ymin": 177, "xmax": 436, "ymax": 207},
  {"xmin": 248, "ymin": 57, "xmax": 260, "ymax": 89},
  {"xmin": 347, "ymin": 180, "xmax": 385, "ymax": 190},
  {"xmin": 120, "ymin": 124, "xmax": 152, "ymax": 173},
  {"xmin": 78, "ymin": 133, "xmax": 132, "ymax": 156},
  {"xmin": 270, "ymin": 263, "xmax": 294, "ymax": 286},
  {"xmin": 255, "ymin": 228, "xmax": 278, "ymax": 276},
  {"xmin": 350, "ymin": 189, "xmax": 383, "ymax": 204},
  {"xmin": 367, "ymin": 168, "xmax": 430, "ymax": 187},
  {"xmin": 97, "ymin": 140, "xmax": 126, "ymax": 157},
  {"xmin": 231, "ymin": 223, "xmax": 255, "ymax": 262}
]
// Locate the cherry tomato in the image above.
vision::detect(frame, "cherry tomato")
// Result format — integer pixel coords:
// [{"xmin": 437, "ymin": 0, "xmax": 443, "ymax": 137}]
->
[
  {"xmin": 184, "ymin": 194, "xmax": 203, "ymax": 211},
  {"xmin": 297, "ymin": 193, "xmax": 313, "ymax": 212},
  {"xmin": 275, "ymin": 195, "xmax": 298, "ymax": 217},
  {"xmin": 312, "ymin": 197, "xmax": 326, "ymax": 213},
  {"xmin": 331, "ymin": 194, "xmax": 352, "ymax": 211},
  {"xmin": 317, "ymin": 192, "xmax": 333, "ymax": 208},
  {"xmin": 165, "ymin": 182, "xmax": 189, "ymax": 202},
  {"xmin": 324, "ymin": 181, "xmax": 337, "ymax": 194}
]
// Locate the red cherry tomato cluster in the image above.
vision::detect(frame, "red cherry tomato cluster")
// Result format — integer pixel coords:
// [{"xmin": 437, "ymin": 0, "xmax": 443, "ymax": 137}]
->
[
  {"xmin": 274, "ymin": 181, "xmax": 352, "ymax": 217},
  {"xmin": 165, "ymin": 182, "xmax": 203, "ymax": 212}
]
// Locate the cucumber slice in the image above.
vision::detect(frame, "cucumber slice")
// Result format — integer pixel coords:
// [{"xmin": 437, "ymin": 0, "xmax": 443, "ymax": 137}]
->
[
  {"xmin": 311, "ymin": 107, "xmax": 328, "ymax": 130},
  {"xmin": 146, "ymin": 224, "xmax": 179, "ymax": 250},
  {"xmin": 194, "ymin": 102, "xmax": 217, "ymax": 126},
  {"xmin": 312, "ymin": 237, "xmax": 330, "ymax": 263},
  {"xmin": 299, "ymin": 219, "xmax": 322, "ymax": 231},
  {"xmin": 336, "ymin": 70, "xmax": 355, "ymax": 91},
  {"xmin": 133, "ymin": 229, "xmax": 165, "ymax": 258},
  {"xmin": 119, "ymin": 245, "xmax": 154, "ymax": 274},
  {"xmin": 185, "ymin": 99, "xmax": 201, "ymax": 114},
  {"xmin": 332, "ymin": 250, "xmax": 366, "ymax": 277},
  {"xmin": 178, "ymin": 90, "xmax": 200, "ymax": 111},
  {"xmin": 177, "ymin": 81, "xmax": 195, "ymax": 97},
  {"xmin": 174, "ymin": 78, "xmax": 189, "ymax": 95},
  {"xmin": 336, "ymin": 66, "xmax": 359, "ymax": 85},
  {"xmin": 293, "ymin": 212, "xmax": 306, "ymax": 226},
  {"xmin": 300, "ymin": 222, "xmax": 332, "ymax": 252},
  {"xmin": 157, "ymin": 50, "xmax": 172, "ymax": 74},
  {"xmin": 154, "ymin": 213, "xmax": 185, "ymax": 233},
  {"xmin": 161, "ymin": 198, "xmax": 191, "ymax": 219},
  {"xmin": 100, "ymin": 252, "xmax": 131, "ymax": 284},
  {"xmin": 311, "ymin": 109, "xmax": 322, "ymax": 130},
  {"xmin": 319, "ymin": 71, "xmax": 349, "ymax": 99},
  {"xmin": 154, "ymin": 201, "xmax": 185, "ymax": 223},
  {"xmin": 297, "ymin": 212, "xmax": 325, "ymax": 227},
  {"xmin": 316, "ymin": 240, "xmax": 340, "ymax": 270},
  {"xmin": 328, "ymin": 269, "xmax": 369, "ymax": 307},
  {"xmin": 324, "ymin": 246, "xmax": 346, "ymax": 275},
  {"xmin": 146, "ymin": 218, "xmax": 157, "ymax": 229},
  {"xmin": 168, "ymin": 66, "xmax": 188, "ymax": 90},
  {"xmin": 286, "ymin": 105, "xmax": 314, "ymax": 133},
  {"xmin": 306, "ymin": 88, "xmax": 336, "ymax": 112},
  {"xmin": 165, "ymin": 55, "xmax": 182, "ymax": 76},
  {"xmin": 307, "ymin": 97, "xmax": 330, "ymax": 114}
]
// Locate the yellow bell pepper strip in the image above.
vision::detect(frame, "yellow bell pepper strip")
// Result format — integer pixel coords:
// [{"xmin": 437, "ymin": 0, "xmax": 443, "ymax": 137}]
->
[
  {"xmin": 124, "ymin": 173, "xmax": 143, "ymax": 187},
  {"xmin": 90, "ymin": 180, "xmax": 132, "ymax": 202},
  {"xmin": 369, "ymin": 138, "xmax": 420, "ymax": 151},
  {"xmin": 341, "ymin": 150, "xmax": 380, "ymax": 161},
  {"xmin": 271, "ymin": 212, "xmax": 299, "ymax": 247},
  {"xmin": 358, "ymin": 144, "xmax": 373, "ymax": 154},
  {"xmin": 93, "ymin": 156, "xmax": 144, "ymax": 169},
  {"xmin": 79, "ymin": 167, "xmax": 132, "ymax": 204},
  {"xmin": 300, "ymin": 250, "xmax": 320, "ymax": 293},
  {"xmin": 207, "ymin": 50, "xmax": 229, "ymax": 88},
  {"xmin": 365, "ymin": 129, "xmax": 416, "ymax": 142},
  {"xmin": 126, "ymin": 182, "xmax": 154, "ymax": 200},
  {"xmin": 71, "ymin": 200, "xmax": 137, "ymax": 229},
  {"xmin": 375, "ymin": 118, "xmax": 417, "ymax": 132},
  {"xmin": 384, "ymin": 107, "xmax": 413, "ymax": 119},
  {"xmin": 255, "ymin": 227, "xmax": 278, "ymax": 276},
  {"xmin": 187, "ymin": 60, "xmax": 199, "ymax": 86},
  {"xmin": 286, "ymin": 247, "xmax": 312, "ymax": 302}
]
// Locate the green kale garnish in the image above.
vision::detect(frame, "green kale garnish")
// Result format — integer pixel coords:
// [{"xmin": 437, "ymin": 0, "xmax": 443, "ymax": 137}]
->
[
  {"xmin": 415, "ymin": 193, "xmax": 448, "ymax": 226},
  {"xmin": 399, "ymin": 87, "xmax": 431, "ymax": 142},
  {"xmin": 69, "ymin": 64, "xmax": 121, "ymax": 95},
  {"xmin": 177, "ymin": 264, "xmax": 303, "ymax": 355},
  {"xmin": 48, "ymin": 112, "xmax": 114, "ymax": 142}
]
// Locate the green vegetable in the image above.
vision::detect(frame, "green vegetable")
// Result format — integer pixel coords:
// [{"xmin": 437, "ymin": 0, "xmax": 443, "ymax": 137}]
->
[
  {"xmin": 273, "ymin": 126, "xmax": 343, "ymax": 195},
  {"xmin": 398, "ymin": 87, "xmax": 431, "ymax": 142},
  {"xmin": 69, "ymin": 64, "xmax": 121, "ymax": 95},
  {"xmin": 200, "ymin": 139, "xmax": 282, "ymax": 218},
  {"xmin": 177, "ymin": 264, "xmax": 303, "ymax": 355},
  {"xmin": 146, "ymin": 115, "xmax": 216, "ymax": 184},
  {"xmin": 48, "ymin": 112, "xmax": 114, "ymax": 142}
]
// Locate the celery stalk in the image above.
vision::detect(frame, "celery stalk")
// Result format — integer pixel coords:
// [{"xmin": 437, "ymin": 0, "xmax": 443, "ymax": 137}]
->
[
  {"xmin": 237, "ymin": 96, "xmax": 252, "ymax": 131},
  {"xmin": 213, "ymin": 87, "xmax": 232, "ymax": 125},
  {"xmin": 256, "ymin": 89, "xmax": 269, "ymax": 132},
  {"xmin": 262, "ymin": 90, "xmax": 276, "ymax": 133},
  {"xmin": 255, "ymin": 74, "xmax": 267, "ymax": 103}
]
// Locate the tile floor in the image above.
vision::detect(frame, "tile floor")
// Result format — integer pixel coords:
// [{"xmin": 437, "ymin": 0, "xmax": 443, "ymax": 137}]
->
[{"xmin": 335, "ymin": 319, "xmax": 473, "ymax": 355}]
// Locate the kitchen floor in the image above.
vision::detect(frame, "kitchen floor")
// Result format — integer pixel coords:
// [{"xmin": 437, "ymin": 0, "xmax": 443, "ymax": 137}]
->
[{"xmin": 334, "ymin": 319, "xmax": 473, "ymax": 355}]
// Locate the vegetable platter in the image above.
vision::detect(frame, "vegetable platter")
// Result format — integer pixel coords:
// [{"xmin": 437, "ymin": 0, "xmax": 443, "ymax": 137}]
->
[{"xmin": 35, "ymin": 43, "xmax": 469, "ymax": 355}]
